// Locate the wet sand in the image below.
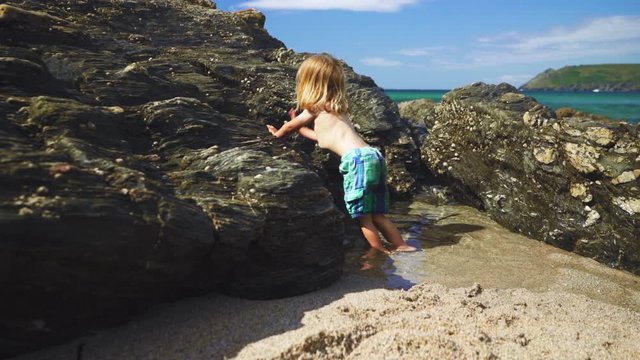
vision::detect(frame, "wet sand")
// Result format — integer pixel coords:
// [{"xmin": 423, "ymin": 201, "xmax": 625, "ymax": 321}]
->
[{"xmin": 12, "ymin": 200, "xmax": 640, "ymax": 359}]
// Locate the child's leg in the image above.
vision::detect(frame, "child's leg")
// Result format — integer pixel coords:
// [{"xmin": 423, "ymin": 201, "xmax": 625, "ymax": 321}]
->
[
  {"xmin": 372, "ymin": 214, "xmax": 417, "ymax": 252},
  {"xmin": 358, "ymin": 215, "xmax": 392, "ymax": 255}
]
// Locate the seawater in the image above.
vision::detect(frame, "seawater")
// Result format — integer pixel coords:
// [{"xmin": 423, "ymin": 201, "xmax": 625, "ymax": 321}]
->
[{"xmin": 385, "ymin": 89, "xmax": 640, "ymax": 124}]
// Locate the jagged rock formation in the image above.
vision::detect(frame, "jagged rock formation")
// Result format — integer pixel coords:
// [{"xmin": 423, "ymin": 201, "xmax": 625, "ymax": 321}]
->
[
  {"xmin": 401, "ymin": 82, "xmax": 640, "ymax": 275},
  {"xmin": 0, "ymin": 0, "xmax": 420, "ymax": 356}
]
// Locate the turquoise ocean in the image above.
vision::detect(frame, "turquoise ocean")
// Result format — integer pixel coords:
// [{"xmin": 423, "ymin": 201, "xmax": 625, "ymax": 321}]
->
[{"xmin": 385, "ymin": 89, "xmax": 640, "ymax": 124}]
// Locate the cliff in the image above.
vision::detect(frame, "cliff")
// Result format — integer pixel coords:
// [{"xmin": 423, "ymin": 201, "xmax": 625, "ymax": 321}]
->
[{"xmin": 520, "ymin": 64, "xmax": 640, "ymax": 92}]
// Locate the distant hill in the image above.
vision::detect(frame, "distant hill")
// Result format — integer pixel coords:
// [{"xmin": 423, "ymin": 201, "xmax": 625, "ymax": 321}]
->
[{"xmin": 519, "ymin": 64, "xmax": 640, "ymax": 92}]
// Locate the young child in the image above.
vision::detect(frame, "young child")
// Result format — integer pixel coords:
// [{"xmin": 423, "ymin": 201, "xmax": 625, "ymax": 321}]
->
[{"xmin": 267, "ymin": 53, "xmax": 417, "ymax": 254}]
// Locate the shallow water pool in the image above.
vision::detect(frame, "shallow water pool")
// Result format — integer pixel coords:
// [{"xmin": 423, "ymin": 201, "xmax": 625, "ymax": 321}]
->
[{"xmin": 345, "ymin": 199, "xmax": 640, "ymax": 312}]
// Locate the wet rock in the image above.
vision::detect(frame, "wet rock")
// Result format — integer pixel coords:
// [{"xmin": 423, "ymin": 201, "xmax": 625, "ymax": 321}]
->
[{"xmin": 407, "ymin": 82, "xmax": 639, "ymax": 275}]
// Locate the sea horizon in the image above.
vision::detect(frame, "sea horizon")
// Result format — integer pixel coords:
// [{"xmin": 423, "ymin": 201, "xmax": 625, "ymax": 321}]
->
[
  {"xmin": 384, "ymin": 89, "xmax": 640, "ymax": 123},
  {"xmin": 384, "ymin": 88, "xmax": 640, "ymax": 93}
]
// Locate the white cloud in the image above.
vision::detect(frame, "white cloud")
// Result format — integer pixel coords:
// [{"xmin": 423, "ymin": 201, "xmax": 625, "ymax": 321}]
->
[
  {"xmin": 398, "ymin": 46, "xmax": 454, "ymax": 57},
  {"xmin": 417, "ymin": 16, "xmax": 640, "ymax": 69},
  {"xmin": 476, "ymin": 31, "xmax": 521, "ymax": 44},
  {"xmin": 238, "ymin": 0, "xmax": 420, "ymax": 12},
  {"xmin": 361, "ymin": 57, "xmax": 402, "ymax": 66},
  {"xmin": 398, "ymin": 48, "xmax": 431, "ymax": 57},
  {"xmin": 510, "ymin": 16, "xmax": 640, "ymax": 53}
]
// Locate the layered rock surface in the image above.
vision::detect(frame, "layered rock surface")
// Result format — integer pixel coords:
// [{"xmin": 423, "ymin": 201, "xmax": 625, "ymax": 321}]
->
[
  {"xmin": 401, "ymin": 82, "xmax": 640, "ymax": 274},
  {"xmin": 0, "ymin": 0, "xmax": 419, "ymax": 356}
]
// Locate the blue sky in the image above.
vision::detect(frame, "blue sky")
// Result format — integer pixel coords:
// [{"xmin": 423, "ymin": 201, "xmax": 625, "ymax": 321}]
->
[{"xmin": 215, "ymin": 0, "xmax": 640, "ymax": 89}]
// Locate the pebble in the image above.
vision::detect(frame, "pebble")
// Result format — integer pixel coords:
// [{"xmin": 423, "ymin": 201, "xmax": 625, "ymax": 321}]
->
[{"xmin": 18, "ymin": 207, "xmax": 34, "ymax": 216}]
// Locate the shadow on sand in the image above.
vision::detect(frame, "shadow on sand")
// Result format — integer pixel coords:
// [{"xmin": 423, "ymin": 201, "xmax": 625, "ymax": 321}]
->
[
  {"xmin": 13, "ymin": 206, "xmax": 484, "ymax": 360},
  {"xmin": 12, "ymin": 273, "xmax": 387, "ymax": 360}
]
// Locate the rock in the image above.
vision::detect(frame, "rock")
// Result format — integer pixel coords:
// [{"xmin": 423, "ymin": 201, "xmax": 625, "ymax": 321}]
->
[
  {"xmin": 612, "ymin": 170, "xmax": 637, "ymax": 185},
  {"xmin": 533, "ymin": 146, "xmax": 556, "ymax": 165},
  {"xmin": 0, "ymin": 3, "xmax": 89, "ymax": 46},
  {"xmin": 398, "ymin": 98, "xmax": 438, "ymax": 129},
  {"xmin": 0, "ymin": 0, "xmax": 419, "ymax": 357},
  {"xmin": 500, "ymin": 92, "xmax": 526, "ymax": 103},
  {"xmin": 412, "ymin": 82, "xmax": 639, "ymax": 277},
  {"xmin": 185, "ymin": 0, "xmax": 217, "ymax": 9},
  {"xmin": 0, "ymin": 3, "xmax": 70, "ymax": 27},
  {"xmin": 233, "ymin": 8, "xmax": 266, "ymax": 29},
  {"xmin": 586, "ymin": 127, "xmax": 616, "ymax": 147},
  {"xmin": 172, "ymin": 147, "xmax": 344, "ymax": 297},
  {"xmin": 613, "ymin": 197, "xmax": 640, "ymax": 216},
  {"xmin": 570, "ymin": 183, "xmax": 593, "ymax": 203},
  {"xmin": 584, "ymin": 208, "xmax": 601, "ymax": 227},
  {"xmin": 564, "ymin": 143, "xmax": 600, "ymax": 173}
]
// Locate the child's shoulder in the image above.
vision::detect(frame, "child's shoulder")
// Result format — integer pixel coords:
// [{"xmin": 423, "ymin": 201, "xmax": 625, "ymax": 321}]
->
[{"xmin": 316, "ymin": 110, "xmax": 347, "ymax": 119}]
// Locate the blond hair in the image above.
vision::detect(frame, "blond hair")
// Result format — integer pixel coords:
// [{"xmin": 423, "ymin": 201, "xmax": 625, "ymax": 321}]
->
[{"xmin": 296, "ymin": 54, "xmax": 349, "ymax": 114}]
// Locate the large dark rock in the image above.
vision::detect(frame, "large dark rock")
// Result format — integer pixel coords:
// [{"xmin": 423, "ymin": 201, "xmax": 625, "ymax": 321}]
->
[
  {"xmin": 405, "ymin": 82, "xmax": 640, "ymax": 274},
  {"xmin": 0, "ymin": 0, "xmax": 418, "ymax": 357}
]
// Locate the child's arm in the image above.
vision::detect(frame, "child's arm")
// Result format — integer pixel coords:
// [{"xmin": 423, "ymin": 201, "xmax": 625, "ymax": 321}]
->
[
  {"xmin": 267, "ymin": 108, "xmax": 316, "ymax": 138},
  {"xmin": 297, "ymin": 126, "xmax": 317, "ymax": 141}
]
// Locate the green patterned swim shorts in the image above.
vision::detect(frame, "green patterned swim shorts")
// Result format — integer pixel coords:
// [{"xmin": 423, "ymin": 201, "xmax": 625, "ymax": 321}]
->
[{"xmin": 339, "ymin": 147, "xmax": 389, "ymax": 218}]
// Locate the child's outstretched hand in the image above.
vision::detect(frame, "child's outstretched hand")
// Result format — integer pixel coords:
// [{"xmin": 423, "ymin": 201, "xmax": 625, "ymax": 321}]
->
[
  {"xmin": 288, "ymin": 107, "xmax": 297, "ymax": 120},
  {"xmin": 267, "ymin": 108, "xmax": 297, "ymax": 137}
]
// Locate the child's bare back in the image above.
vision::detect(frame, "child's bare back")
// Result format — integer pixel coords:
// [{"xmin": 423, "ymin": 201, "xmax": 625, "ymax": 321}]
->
[{"xmin": 313, "ymin": 111, "xmax": 368, "ymax": 157}]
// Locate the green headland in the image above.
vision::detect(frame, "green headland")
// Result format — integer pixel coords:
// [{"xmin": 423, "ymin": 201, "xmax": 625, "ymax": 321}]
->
[{"xmin": 520, "ymin": 64, "xmax": 640, "ymax": 92}]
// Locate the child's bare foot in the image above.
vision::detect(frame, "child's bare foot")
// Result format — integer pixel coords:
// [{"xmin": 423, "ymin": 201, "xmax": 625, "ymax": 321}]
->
[
  {"xmin": 362, "ymin": 248, "xmax": 378, "ymax": 259},
  {"xmin": 394, "ymin": 245, "xmax": 418, "ymax": 252},
  {"xmin": 372, "ymin": 246, "xmax": 392, "ymax": 255},
  {"xmin": 360, "ymin": 262, "xmax": 373, "ymax": 271}
]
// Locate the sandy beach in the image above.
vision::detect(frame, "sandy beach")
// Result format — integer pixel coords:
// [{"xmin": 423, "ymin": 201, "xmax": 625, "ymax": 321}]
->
[
  {"xmin": 11, "ymin": 271, "xmax": 640, "ymax": 360},
  {"xmin": 12, "ymin": 200, "xmax": 640, "ymax": 360}
]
